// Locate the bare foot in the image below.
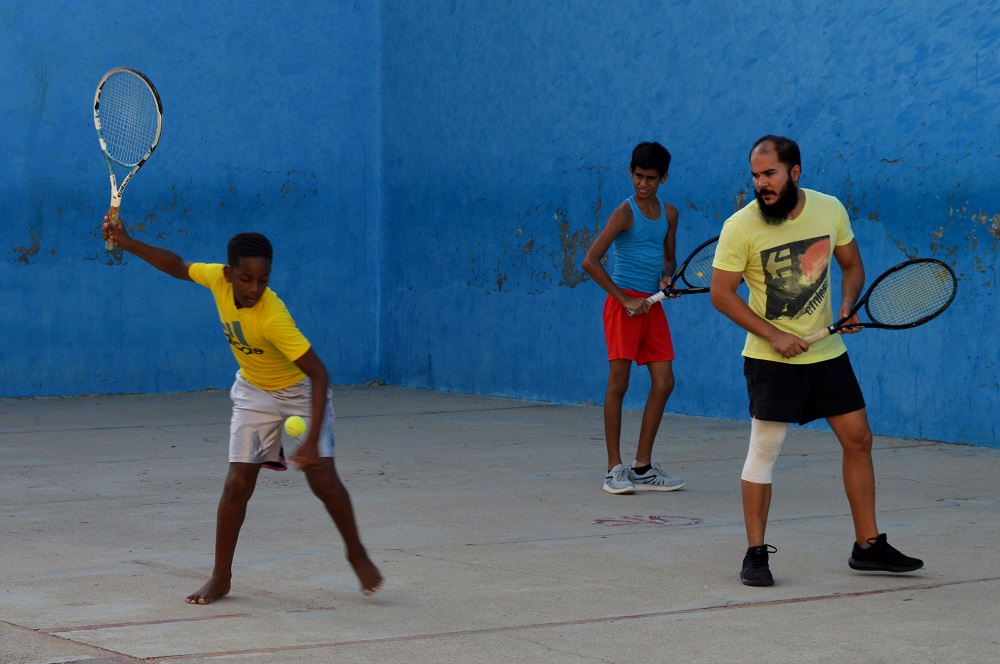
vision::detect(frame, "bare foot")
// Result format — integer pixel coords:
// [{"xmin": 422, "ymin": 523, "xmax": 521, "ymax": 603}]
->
[
  {"xmin": 185, "ymin": 577, "xmax": 231, "ymax": 605},
  {"xmin": 349, "ymin": 555, "xmax": 383, "ymax": 596}
]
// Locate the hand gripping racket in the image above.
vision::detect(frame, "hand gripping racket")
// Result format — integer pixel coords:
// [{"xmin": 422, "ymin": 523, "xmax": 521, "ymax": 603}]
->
[
  {"xmin": 803, "ymin": 258, "xmax": 957, "ymax": 344},
  {"xmin": 94, "ymin": 68, "xmax": 163, "ymax": 250},
  {"xmin": 627, "ymin": 235, "xmax": 721, "ymax": 316}
]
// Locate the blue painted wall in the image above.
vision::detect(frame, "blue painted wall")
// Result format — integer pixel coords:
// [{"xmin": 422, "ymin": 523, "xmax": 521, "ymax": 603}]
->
[
  {"xmin": 378, "ymin": 1, "xmax": 999, "ymax": 447},
  {"xmin": 1, "ymin": 1, "xmax": 382, "ymax": 393},
  {"xmin": 3, "ymin": 1, "xmax": 997, "ymax": 447}
]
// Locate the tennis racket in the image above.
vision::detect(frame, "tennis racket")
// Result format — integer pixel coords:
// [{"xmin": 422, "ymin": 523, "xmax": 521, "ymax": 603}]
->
[
  {"xmin": 94, "ymin": 68, "xmax": 163, "ymax": 250},
  {"xmin": 803, "ymin": 258, "xmax": 957, "ymax": 344},
  {"xmin": 626, "ymin": 235, "xmax": 720, "ymax": 316}
]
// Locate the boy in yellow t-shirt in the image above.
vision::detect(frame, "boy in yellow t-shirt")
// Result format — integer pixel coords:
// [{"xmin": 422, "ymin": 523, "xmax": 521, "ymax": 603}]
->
[{"xmin": 102, "ymin": 217, "xmax": 383, "ymax": 604}]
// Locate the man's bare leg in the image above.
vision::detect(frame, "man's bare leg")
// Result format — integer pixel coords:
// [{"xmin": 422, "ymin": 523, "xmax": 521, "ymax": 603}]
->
[
  {"xmin": 305, "ymin": 458, "xmax": 383, "ymax": 595},
  {"xmin": 186, "ymin": 462, "xmax": 260, "ymax": 605},
  {"xmin": 828, "ymin": 409, "xmax": 878, "ymax": 544},
  {"xmin": 742, "ymin": 479, "xmax": 772, "ymax": 547}
]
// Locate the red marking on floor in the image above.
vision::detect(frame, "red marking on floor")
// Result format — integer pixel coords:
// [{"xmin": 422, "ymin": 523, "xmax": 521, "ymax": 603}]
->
[
  {"xmin": 41, "ymin": 613, "xmax": 250, "ymax": 634},
  {"xmin": 150, "ymin": 576, "xmax": 1000, "ymax": 660}
]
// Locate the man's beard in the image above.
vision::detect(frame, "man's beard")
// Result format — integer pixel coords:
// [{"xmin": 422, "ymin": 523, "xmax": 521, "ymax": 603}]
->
[{"xmin": 755, "ymin": 181, "xmax": 800, "ymax": 225}]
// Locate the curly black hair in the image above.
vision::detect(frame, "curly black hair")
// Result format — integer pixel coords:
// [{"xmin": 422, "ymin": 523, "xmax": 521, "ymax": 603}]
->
[
  {"xmin": 227, "ymin": 232, "xmax": 273, "ymax": 266},
  {"xmin": 630, "ymin": 142, "xmax": 671, "ymax": 177}
]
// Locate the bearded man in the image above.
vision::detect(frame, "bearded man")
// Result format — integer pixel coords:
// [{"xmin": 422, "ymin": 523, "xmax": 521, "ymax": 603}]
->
[{"xmin": 710, "ymin": 135, "xmax": 923, "ymax": 587}]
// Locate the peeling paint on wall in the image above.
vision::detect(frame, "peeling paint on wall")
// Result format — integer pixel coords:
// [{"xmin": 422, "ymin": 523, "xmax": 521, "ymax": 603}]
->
[
  {"xmin": 554, "ymin": 207, "xmax": 600, "ymax": 288},
  {"xmin": 462, "ymin": 202, "xmax": 603, "ymax": 293},
  {"xmin": 734, "ymin": 187, "xmax": 748, "ymax": 212},
  {"xmin": 12, "ymin": 234, "xmax": 42, "ymax": 264},
  {"xmin": 463, "ymin": 166, "xmax": 609, "ymax": 293}
]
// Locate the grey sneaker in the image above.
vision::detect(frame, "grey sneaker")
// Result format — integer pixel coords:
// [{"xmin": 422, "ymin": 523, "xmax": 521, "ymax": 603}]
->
[
  {"xmin": 603, "ymin": 464, "xmax": 636, "ymax": 494},
  {"xmin": 628, "ymin": 463, "xmax": 685, "ymax": 491}
]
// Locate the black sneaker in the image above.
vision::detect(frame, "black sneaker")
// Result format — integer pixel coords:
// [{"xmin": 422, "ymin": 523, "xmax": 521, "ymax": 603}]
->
[
  {"xmin": 741, "ymin": 544, "xmax": 776, "ymax": 586},
  {"xmin": 848, "ymin": 533, "xmax": 923, "ymax": 573}
]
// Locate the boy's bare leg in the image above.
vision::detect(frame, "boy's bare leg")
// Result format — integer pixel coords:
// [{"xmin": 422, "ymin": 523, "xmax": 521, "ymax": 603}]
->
[
  {"xmin": 633, "ymin": 361, "xmax": 674, "ymax": 466},
  {"xmin": 304, "ymin": 458, "xmax": 383, "ymax": 595},
  {"xmin": 186, "ymin": 462, "xmax": 261, "ymax": 605},
  {"xmin": 604, "ymin": 360, "xmax": 632, "ymax": 469}
]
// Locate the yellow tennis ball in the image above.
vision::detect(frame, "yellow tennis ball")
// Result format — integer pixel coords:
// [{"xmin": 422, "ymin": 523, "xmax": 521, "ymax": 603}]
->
[{"xmin": 284, "ymin": 416, "xmax": 307, "ymax": 437}]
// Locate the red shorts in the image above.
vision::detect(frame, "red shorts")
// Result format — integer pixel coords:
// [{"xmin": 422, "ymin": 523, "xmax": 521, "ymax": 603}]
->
[{"xmin": 603, "ymin": 290, "xmax": 675, "ymax": 365}]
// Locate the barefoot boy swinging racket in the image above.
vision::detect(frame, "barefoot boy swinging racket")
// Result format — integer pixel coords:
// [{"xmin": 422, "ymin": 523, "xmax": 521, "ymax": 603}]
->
[{"xmin": 101, "ymin": 219, "xmax": 384, "ymax": 603}]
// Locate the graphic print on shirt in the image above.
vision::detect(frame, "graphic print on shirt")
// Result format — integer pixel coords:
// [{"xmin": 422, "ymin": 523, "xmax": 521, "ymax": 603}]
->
[
  {"xmin": 760, "ymin": 236, "xmax": 831, "ymax": 320},
  {"xmin": 223, "ymin": 321, "xmax": 264, "ymax": 355}
]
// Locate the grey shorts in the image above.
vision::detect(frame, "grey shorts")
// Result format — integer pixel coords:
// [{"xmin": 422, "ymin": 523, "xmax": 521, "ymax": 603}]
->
[
  {"xmin": 744, "ymin": 353, "xmax": 866, "ymax": 425},
  {"xmin": 229, "ymin": 371, "xmax": 335, "ymax": 464}
]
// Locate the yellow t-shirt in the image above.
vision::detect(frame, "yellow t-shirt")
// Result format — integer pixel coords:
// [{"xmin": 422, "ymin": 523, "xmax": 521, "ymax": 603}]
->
[
  {"xmin": 189, "ymin": 263, "xmax": 311, "ymax": 390},
  {"xmin": 713, "ymin": 189, "xmax": 854, "ymax": 364}
]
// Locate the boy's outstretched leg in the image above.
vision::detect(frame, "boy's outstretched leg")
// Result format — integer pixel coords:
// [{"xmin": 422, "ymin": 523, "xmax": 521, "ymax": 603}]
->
[
  {"xmin": 603, "ymin": 359, "xmax": 632, "ymax": 471},
  {"xmin": 187, "ymin": 463, "xmax": 261, "ymax": 605},
  {"xmin": 305, "ymin": 458, "xmax": 383, "ymax": 595},
  {"xmin": 628, "ymin": 361, "xmax": 684, "ymax": 491},
  {"xmin": 602, "ymin": 360, "xmax": 637, "ymax": 494}
]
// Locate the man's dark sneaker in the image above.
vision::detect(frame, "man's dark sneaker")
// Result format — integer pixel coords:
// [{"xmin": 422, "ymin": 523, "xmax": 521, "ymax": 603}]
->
[
  {"xmin": 849, "ymin": 533, "xmax": 923, "ymax": 573},
  {"xmin": 741, "ymin": 544, "xmax": 777, "ymax": 586}
]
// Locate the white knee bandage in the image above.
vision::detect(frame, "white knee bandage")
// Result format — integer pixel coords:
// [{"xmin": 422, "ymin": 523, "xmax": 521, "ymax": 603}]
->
[{"xmin": 741, "ymin": 418, "xmax": 788, "ymax": 484}]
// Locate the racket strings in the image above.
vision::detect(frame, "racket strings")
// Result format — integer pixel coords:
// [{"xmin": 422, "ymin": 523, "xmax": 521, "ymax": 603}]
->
[
  {"xmin": 680, "ymin": 243, "xmax": 717, "ymax": 289},
  {"xmin": 98, "ymin": 73, "xmax": 160, "ymax": 166},
  {"xmin": 866, "ymin": 262, "xmax": 956, "ymax": 326}
]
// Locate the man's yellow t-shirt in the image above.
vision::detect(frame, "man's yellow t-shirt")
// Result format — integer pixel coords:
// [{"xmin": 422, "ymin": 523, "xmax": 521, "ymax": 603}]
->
[
  {"xmin": 189, "ymin": 263, "xmax": 310, "ymax": 390},
  {"xmin": 713, "ymin": 189, "xmax": 854, "ymax": 364}
]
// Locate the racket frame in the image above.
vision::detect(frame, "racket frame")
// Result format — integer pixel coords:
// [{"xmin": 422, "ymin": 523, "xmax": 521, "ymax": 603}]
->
[
  {"xmin": 627, "ymin": 235, "xmax": 721, "ymax": 316},
  {"xmin": 803, "ymin": 258, "xmax": 957, "ymax": 344},
  {"xmin": 94, "ymin": 67, "xmax": 163, "ymax": 250}
]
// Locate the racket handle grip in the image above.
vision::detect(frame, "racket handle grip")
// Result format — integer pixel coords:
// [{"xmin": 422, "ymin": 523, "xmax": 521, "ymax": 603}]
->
[
  {"xmin": 646, "ymin": 290, "xmax": 667, "ymax": 306},
  {"xmin": 803, "ymin": 327, "xmax": 833, "ymax": 345},
  {"xmin": 105, "ymin": 205, "xmax": 120, "ymax": 250},
  {"xmin": 625, "ymin": 289, "xmax": 667, "ymax": 317}
]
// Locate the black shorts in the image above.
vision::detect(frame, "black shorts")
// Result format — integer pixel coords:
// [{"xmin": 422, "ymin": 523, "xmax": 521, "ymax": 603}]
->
[{"xmin": 743, "ymin": 353, "xmax": 866, "ymax": 425}]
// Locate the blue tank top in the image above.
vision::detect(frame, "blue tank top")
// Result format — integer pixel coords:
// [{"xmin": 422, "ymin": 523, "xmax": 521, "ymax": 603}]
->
[{"xmin": 611, "ymin": 196, "xmax": 666, "ymax": 293}]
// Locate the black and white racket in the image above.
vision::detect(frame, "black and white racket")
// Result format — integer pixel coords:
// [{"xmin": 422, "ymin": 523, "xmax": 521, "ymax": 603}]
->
[
  {"xmin": 803, "ymin": 258, "xmax": 957, "ymax": 344},
  {"xmin": 627, "ymin": 235, "xmax": 721, "ymax": 316},
  {"xmin": 94, "ymin": 68, "xmax": 163, "ymax": 250}
]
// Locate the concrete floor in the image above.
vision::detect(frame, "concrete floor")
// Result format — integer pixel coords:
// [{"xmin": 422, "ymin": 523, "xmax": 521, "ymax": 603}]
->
[{"xmin": 1, "ymin": 386, "xmax": 997, "ymax": 663}]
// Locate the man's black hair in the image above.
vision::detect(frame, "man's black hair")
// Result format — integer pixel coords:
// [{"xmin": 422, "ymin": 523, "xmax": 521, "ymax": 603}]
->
[
  {"xmin": 630, "ymin": 142, "xmax": 671, "ymax": 177},
  {"xmin": 227, "ymin": 232, "xmax": 273, "ymax": 266},
  {"xmin": 750, "ymin": 135, "xmax": 801, "ymax": 170}
]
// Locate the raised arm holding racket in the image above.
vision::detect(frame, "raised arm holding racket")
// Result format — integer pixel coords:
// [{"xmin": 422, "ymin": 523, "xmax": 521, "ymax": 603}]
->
[{"xmin": 94, "ymin": 68, "xmax": 162, "ymax": 250}]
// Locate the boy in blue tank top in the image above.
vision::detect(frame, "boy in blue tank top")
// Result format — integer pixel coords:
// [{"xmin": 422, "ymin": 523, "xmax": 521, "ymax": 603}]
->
[{"xmin": 582, "ymin": 142, "xmax": 686, "ymax": 495}]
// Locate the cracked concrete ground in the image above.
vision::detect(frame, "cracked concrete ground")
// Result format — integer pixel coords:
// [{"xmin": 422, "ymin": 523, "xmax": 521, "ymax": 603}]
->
[{"xmin": 1, "ymin": 386, "xmax": 997, "ymax": 663}]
